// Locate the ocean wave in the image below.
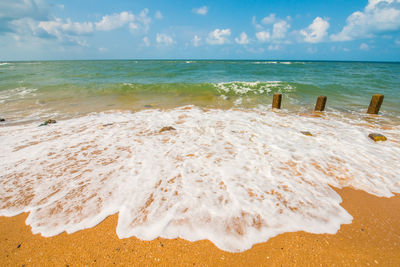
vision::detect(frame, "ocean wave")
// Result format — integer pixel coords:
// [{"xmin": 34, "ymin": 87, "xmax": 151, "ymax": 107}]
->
[
  {"xmin": 0, "ymin": 107, "xmax": 399, "ymax": 252},
  {"xmin": 252, "ymin": 61, "xmax": 306, "ymax": 65},
  {"xmin": 106, "ymin": 81, "xmax": 296, "ymax": 96},
  {"xmin": 0, "ymin": 87, "xmax": 38, "ymax": 102},
  {"xmin": 214, "ymin": 81, "xmax": 295, "ymax": 95}
]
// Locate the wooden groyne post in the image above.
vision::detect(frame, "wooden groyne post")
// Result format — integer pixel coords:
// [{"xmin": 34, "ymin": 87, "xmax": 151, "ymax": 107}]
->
[
  {"xmin": 367, "ymin": 94, "xmax": 384, "ymax": 114},
  {"xmin": 272, "ymin": 93, "xmax": 282, "ymax": 109},
  {"xmin": 314, "ymin": 96, "xmax": 327, "ymax": 111}
]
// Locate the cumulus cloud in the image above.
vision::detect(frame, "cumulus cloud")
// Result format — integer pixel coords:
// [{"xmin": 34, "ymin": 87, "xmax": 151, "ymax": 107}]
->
[
  {"xmin": 0, "ymin": 0, "xmax": 49, "ymax": 33},
  {"xmin": 300, "ymin": 17, "xmax": 330, "ymax": 43},
  {"xmin": 192, "ymin": 6, "xmax": 208, "ymax": 15},
  {"xmin": 272, "ymin": 20, "xmax": 290, "ymax": 39},
  {"xmin": 96, "ymin": 11, "xmax": 134, "ymax": 31},
  {"xmin": 156, "ymin": 33, "xmax": 174, "ymax": 46},
  {"xmin": 39, "ymin": 18, "xmax": 93, "ymax": 36},
  {"xmin": 206, "ymin": 28, "xmax": 231, "ymax": 45},
  {"xmin": 261, "ymin": 14, "xmax": 277, "ymax": 25},
  {"xmin": 331, "ymin": 0, "xmax": 400, "ymax": 41},
  {"xmin": 256, "ymin": 31, "xmax": 271, "ymax": 42},
  {"xmin": 129, "ymin": 8, "xmax": 151, "ymax": 33},
  {"xmin": 254, "ymin": 14, "xmax": 291, "ymax": 43},
  {"xmin": 95, "ymin": 9, "xmax": 151, "ymax": 33},
  {"xmin": 192, "ymin": 35, "xmax": 201, "ymax": 47},
  {"xmin": 235, "ymin": 32, "xmax": 250, "ymax": 45}
]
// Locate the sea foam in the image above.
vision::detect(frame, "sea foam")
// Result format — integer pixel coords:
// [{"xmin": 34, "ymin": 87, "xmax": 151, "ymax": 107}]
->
[{"xmin": 0, "ymin": 106, "xmax": 399, "ymax": 252}]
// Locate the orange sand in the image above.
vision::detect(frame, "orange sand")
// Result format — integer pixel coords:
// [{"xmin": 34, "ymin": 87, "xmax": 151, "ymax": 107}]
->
[{"xmin": 1, "ymin": 187, "xmax": 400, "ymax": 266}]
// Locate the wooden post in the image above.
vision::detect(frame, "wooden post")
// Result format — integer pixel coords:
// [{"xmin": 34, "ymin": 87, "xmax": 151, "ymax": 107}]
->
[
  {"xmin": 314, "ymin": 96, "xmax": 327, "ymax": 112},
  {"xmin": 367, "ymin": 94, "xmax": 384, "ymax": 114},
  {"xmin": 272, "ymin": 93, "xmax": 282, "ymax": 109}
]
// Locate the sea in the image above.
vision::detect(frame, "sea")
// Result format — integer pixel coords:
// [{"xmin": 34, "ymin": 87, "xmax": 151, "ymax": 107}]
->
[{"xmin": 0, "ymin": 60, "xmax": 399, "ymax": 252}]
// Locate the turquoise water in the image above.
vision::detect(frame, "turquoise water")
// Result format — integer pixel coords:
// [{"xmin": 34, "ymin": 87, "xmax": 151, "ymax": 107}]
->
[{"xmin": 0, "ymin": 60, "xmax": 399, "ymax": 123}]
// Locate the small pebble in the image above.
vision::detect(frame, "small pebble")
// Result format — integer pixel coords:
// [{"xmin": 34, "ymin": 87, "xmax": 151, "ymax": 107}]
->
[
  {"xmin": 160, "ymin": 126, "xmax": 176, "ymax": 133},
  {"xmin": 301, "ymin": 131, "xmax": 313, "ymax": 136},
  {"xmin": 368, "ymin": 133, "xmax": 387, "ymax": 142}
]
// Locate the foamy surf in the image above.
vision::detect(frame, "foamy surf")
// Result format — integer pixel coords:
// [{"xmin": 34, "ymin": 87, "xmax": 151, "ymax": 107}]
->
[{"xmin": 0, "ymin": 106, "xmax": 399, "ymax": 252}]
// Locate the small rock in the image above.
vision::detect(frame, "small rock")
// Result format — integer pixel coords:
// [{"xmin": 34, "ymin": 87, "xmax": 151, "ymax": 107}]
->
[
  {"xmin": 0, "ymin": 118, "xmax": 5, "ymax": 122},
  {"xmin": 160, "ymin": 126, "xmax": 176, "ymax": 133},
  {"xmin": 17, "ymin": 244, "xmax": 21, "ymax": 248},
  {"xmin": 39, "ymin": 119, "xmax": 56, "ymax": 127},
  {"xmin": 368, "ymin": 133, "xmax": 387, "ymax": 142},
  {"xmin": 301, "ymin": 131, "xmax": 313, "ymax": 136},
  {"xmin": 102, "ymin": 123, "xmax": 114, "ymax": 127}
]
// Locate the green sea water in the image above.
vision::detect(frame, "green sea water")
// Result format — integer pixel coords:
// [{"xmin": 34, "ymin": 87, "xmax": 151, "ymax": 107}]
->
[{"xmin": 0, "ymin": 60, "xmax": 399, "ymax": 123}]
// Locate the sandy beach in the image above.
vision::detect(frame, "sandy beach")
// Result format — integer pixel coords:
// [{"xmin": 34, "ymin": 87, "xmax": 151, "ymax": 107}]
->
[{"xmin": 1, "ymin": 187, "xmax": 399, "ymax": 266}]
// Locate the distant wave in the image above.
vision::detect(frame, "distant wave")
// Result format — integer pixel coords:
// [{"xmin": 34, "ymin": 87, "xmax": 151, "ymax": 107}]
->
[{"xmin": 252, "ymin": 61, "xmax": 306, "ymax": 65}]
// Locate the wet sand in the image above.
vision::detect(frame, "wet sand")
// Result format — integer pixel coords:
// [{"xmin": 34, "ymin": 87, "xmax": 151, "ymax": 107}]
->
[{"xmin": 1, "ymin": 187, "xmax": 399, "ymax": 266}]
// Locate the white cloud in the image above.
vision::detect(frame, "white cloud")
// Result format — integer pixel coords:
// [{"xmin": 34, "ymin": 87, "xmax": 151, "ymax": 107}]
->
[
  {"xmin": 192, "ymin": 35, "xmax": 201, "ymax": 47},
  {"xmin": 155, "ymin": 11, "xmax": 163, "ymax": 19},
  {"xmin": 261, "ymin": 14, "xmax": 277, "ymax": 24},
  {"xmin": 39, "ymin": 18, "xmax": 93, "ymax": 36},
  {"xmin": 95, "ymin": 9, "xmax": 151, "ymax": 33},
  {"xmin": 255, "ymin": 31, "xmax": 271, "ymax": 42},
  {"xmin": 98, "ymin": 47, "xmax": 107, "ymax": 52},
  {"xmin": 0, "ymin": 0, "xmax": 49, "ymax": 33},
  {"xmin": 206, "ymin": 28, "xmax": 231, "ymax": 45},
  {"xmin": 133, "ymin": 8, "xmax": 151, "ymax": 33},
  {"xmin": 300, "ymin": 17, "xmax": 330, "ymax": 43},
  {"xmin": 360, "ymin": 43, "xmax": 370, "ymax": 50},
  {"xmin": 253, "ymin": 14, "xmax": 291, "ymax": 43},
  {"xmin": 96, "ymin": 11, "xmax": 134, "ymax": 31},
  {"xmin": 331, "ymin": 0, "xmax": 400, "ymax": 41},
  {"xmin": 192, "ymin": 6, "xmax": 208, "ymax": 15},
  {"xmin": 156, "ymin": 33, "xmax": 174, "ymax": 46},
  {"xmin": 143, "ymin": 36, "xmax": 150, "ymax": 47},
  {"xmin": 272, "ymin": 20, "xmax": 290, "ymax": 39},
  {"xmin": 235, "ymin": 32, "xmax": 250, "ymax": 45}
]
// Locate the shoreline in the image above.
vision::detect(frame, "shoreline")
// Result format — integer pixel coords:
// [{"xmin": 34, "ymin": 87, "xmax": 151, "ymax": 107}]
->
[{"xmin": 1, "ymin": 187, "xmax": 399, "ymax": 266}]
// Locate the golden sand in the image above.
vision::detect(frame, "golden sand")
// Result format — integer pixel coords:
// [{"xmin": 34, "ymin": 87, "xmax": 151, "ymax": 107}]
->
[{"xmin": 1, "ymin": 187, "xmax": 400, "ymax": 266}]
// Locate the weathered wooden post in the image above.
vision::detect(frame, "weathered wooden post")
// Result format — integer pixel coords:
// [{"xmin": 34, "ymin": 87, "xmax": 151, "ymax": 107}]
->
[
  {"xmin": 314, "ymin": 96, "xmax": 327, "ymax": 111},
  {"xmin": 367, "ymin": 94, "xmax": 384, "ymax": 114},
  {"xmin": 272, "ymin": 93, "xmax": 282, "ymax": 109}
]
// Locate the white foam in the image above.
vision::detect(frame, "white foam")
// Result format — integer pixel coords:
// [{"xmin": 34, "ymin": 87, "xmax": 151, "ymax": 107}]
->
[
  {"xmin": 0, "ymin": 87, "xmax": 38, "ymax": 102},
  {"xmin": 0, "ymin": 107, "xmax": 399, "ymax": 252},
  {"xmin": 214, "ymin": 81, "xmax": 293, "ymax": 95}
]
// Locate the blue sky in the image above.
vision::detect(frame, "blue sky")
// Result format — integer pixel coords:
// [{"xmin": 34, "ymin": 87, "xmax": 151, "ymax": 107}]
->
[{"xmin": 1, "ymin": 0, "xmax": 400, "ymax": 61}]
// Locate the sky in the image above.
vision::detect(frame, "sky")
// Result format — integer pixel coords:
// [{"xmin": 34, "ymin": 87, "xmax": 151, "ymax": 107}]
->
[{"xmin": 1, "ymin": 0, "xmax": 400, "ymax": 61}]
